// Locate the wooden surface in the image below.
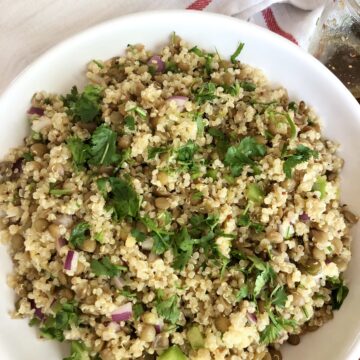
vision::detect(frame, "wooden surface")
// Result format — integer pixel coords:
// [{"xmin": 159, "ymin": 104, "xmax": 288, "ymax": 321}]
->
[{"xmin": 0, "ymin": 0, "xmax": 190, "ymax": 93}]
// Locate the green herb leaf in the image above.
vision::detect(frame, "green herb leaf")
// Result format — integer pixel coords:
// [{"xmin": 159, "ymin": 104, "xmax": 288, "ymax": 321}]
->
[
  {"xmin": 194, "ymin": 82, "xmax": 217, "ymax": 105},
  {"xmin": 22, "ymin": 152, "xmax": 34, "ymax": 161},
  {"xmin": 208, "ymin": 127, "xmax": 230, "ymax": 160},
  {"xmin": 230, "ymin": 42, "xmax": 245, "ymax": 63},
  {"xmin": 88, "ymin": 125, "xmax": 120, "ymax": 166},
  {"xmin": 131, "ymin": 228, "xmax": 147, "ymax": 242},
  {"xmin": 270, "ymin": 285, "xmax": 288, "ymax": 308},
  {"xmin": 328, "ymin": 277, "xmax": 349, "ymax": 310},
  {"xmin": 283, "ymin": 145, "xmax": 318, "ymax": 178},
  {"xmin": 148, "ymin": 146, "xmax": 170, "ymax": 160},
  {"xmin": 90, "ymin": 256, "xmax": 127, "ymax": 277},
  {"xmin": 40, "ymin": 302, "xmax": 79, "ymax": 342},
  {"xmin": 98, "ymin": 177, "xmax": 140, "ymax": 220},
  {"xmin": 124, "ymin": 115, "xmax": 136, "ymax": 131},
  {"xmin": 246, "ymin": 183, "xmax": 265, "ymax": 204},
  {"xmin": 49, "ymin": 188, "xmax": 73, "ymax": 197},
  {"xmin": 69, "ymin": 222, "xmax": 90, "ymax": 248},
  {"xmin": 235, "ymin": 285, "xmax": 249, "ymax": 302},
  {"xmin": 133, "ymin": 303, "xmax": 144, "ymax": 319},
  {"xmin": 156, "ymin": 293, "xmax": 180, "ymax": 324},
  {"xmin": 240, "ymin": 81, "xmax": 256, "ymax": 92},
  {"xmin": 172, "ymin": 227, "xmax": 193, "ymax": 270},
  {"xmin": 62, "ymin": 85, "xmax": 102, "ymax": 123},
  {"xmin": 176, "ymin": 141, "xmax": 198, "ymax": 169},
  {"xmin": 63, "ymin": 341, "xmax": 90, "ymax": 360},
  {"xmin": 224, "ymin": 137, "xmax": 266, "ymax": 177},
  {"xmin": 67, "ymin": 137, "xmax": 90, "ymax": 170}
]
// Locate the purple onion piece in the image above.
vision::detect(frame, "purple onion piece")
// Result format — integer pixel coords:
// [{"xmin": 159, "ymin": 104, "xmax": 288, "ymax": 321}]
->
[
  {"xmin": 299, "ymin": 213, "xmax": 310, "ymax": 222},
  {"xmin": 247, "ymin": 312, "xmax": 257, "ymax": 324},
  {"xmin": 155, "ymin": 319, "xmax": 164, "ymax": 334},
  {"xmin": 111, "ymin": 302, "xmax": 133, "ymax": 323},
  {"xmin": 64, "ymin": 250, "xmax": 78, "ymax": 271},
  {"xmin": 147, "ymin": 55, "xmax": 165, "ymax": 73},
  {"xmin": 167, "ymin": 96, "xmax": 188, "ymax": 111},
  {"xmin": 27, "ymin": 107, "xmax": 44, "ymax": 116},
  {"xmin": 30, "ymin": 300, "xmax": 45, "ymax": 320},
  {"xmin": 56, "ymin": 237, "xmax": 67, "ymax": 253}
]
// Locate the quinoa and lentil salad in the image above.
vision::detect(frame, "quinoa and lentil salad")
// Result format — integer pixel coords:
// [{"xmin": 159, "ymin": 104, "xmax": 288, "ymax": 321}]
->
[{"xmin": 0, "ymin": 34, "xmax": 358, "ymax": 360}]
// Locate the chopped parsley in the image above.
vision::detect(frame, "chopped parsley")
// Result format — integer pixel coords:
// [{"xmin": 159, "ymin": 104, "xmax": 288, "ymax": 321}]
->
[
  {"xmin": 67, "ymin": 137, "xmax": 89, "ymax": 170},
  {"xmin": 131, "ymin": 228, "xmax": 147, "ymax": 242},
  {"xmin": 90, "ymin": 256, "xmax": 127, "ymax": 277},
  {"xmin": 133, "ymin": 303, "xmax": 145, "ymax": 319},
  {"xmin": 235, "ymin": 285, "xmax": 249, "ymax": 302},
  {"xmin": 283, "ymin": 145, "xmax": 318, "ymax": 178},
  {"xmin": 40, "ymin": 302, "xmax": 79, "ymax": 342},
  {"xmin": 69, "ymin": 222, "xmax": 90, "ymax": 248},
  {"xmin": 148, "ymin": 146, "xmax": 171, "ymax": 160},
  {"xmin": 208, "ymin": 127, "xmax": 230, "ymax": 160},
  {"xmin": 193, "ymin": 82, "xmax": 217, "ymax": 105},
  {"xmin": 124, "ymin": 115, "xmax": 136, "ymax": 131},
  {"xmin": 62, "ymin": 85, "xmax": 102, "ymax": 123},
  {"xmin": 189, "ymin": 46, "xmax": 213, "ymax": 74},
  {"xmin": 97, "ymin": 177, "xmax": 140, "ymax": 220},
  {"xmin": 224, "ymin": 137, "xmax": 267, "ymax": 176},
  {"xmin": 63, "ymin": 340, "xmax": 90, "ymax": 360},
  {"xmin": 156, "ymin": 291, "xmax": 180, "ymax": 324},
  {"xmin": 22, "ymin": 152, "xmax": 34, "ymax": 161},
  {"xmin": 230, "ymin": 42, "xmax": 245, "ymax": 63},
  {"xmin": 270, "ymin": 285, "xmax": 288, "ymax": 308},
  {"xmin": 327, "ymin": 277, "xmax": 349, "ymax": 310}
]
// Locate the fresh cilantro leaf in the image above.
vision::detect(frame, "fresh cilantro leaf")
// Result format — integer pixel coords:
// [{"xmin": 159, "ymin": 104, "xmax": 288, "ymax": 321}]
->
[
  {"xmin": 208, "ymin": 127, "xmax": 230, "ymax": 159},
  {"xmin": 90, "ymin": 256, "xmax": 127, "ymax": 277},
  {"xmin": 224, "ymin": 137, "xmax": 266, "ymax": 177},
  {"xmin": 189, "ymin": 46, "xmax": 205, "ymax": 57},
  {"xmin": 235, "ymin": 285, "xmax": 249, "ymax": 302},
  {"xmin": 156, "ymin": 294, "xmax": 180, "ymax": 324},
  {"xmin": 328, "ymin": 277, "xmax": 349, "ymax": 310},
  {"xmin": 49, "ymin": 187, "xmax": 73, "ymax": 197},
  {"xmin": 133, "ymin": 303, "xmax": 144, "ymax": 319},
  {"xmin": 283, "ymin": 145, "xmax": 318, "ymax": 178},
  {"xmin": 67, "ymin": 137, "xmax": 90, "ymax": 170},
  {"xmin": 131, "ymin": 228, "xmax": 147, "ymax": 242},
  {"xmin": 148, "ymin": 146, "xmax": 170, "ymax": 160},
  {"xmin": 124, "ymin": 115, "xmax": 135, "ymax": 131},
  {"xmin": 223, "ymin": 82, "xmax": 241, "ymax": 96},
  {"xmin": 176, "ymin": 141, "xmax": 198, "ymax": 171},
  {"xmin": 270, "ymin": 285, "xmax": 288, "ymax": 308},
  {"xmin": 165, "ymin": 61, "xmax": 178, "ymax": 73},
  {"xmin": 22, "ymin": 152, "xmax": 34, "ymax": 161},
  {"xmin": 312, "ymin": 176, "xmax": 327, "ymax": 199},
  {"xmin": 172, "ymin": 227, "xmax": 193, "ymax": 270},
  {"xmin": 193, "ymin": 82, "xmax": 217, "ymax": 105},
  {"xmin": 230, "ymin": 42, "xmax": 245, "ymax": 63},
  {"xmin": 40, "ymin": 302, "xmax": 79, "ymax": 342},
  {"xmin": 120, "ymin": 289, "xmax": 137, "ymax": 299},
  {"xmin": 69, "ymin": 222, "xmax": 90, "ymax": 248},
  {"xmin": 240, "ymin": 81, "xmax": 256, "ymax": 92},
  {"xmin": 189, "ymin": 46, "xmax": 213, "ymax": 74},
  {"xmin": 63, "ymin": 341, "xmax": 90, "ymax": 360},
  {"xmin": 88, "ymin": 125, "xmax": 120, "ymax": 166},
  {"xmin": 98, "ymin": 177, "xmax": 140, "ymax": 220},
  {"xmin": 62, "ymin": 85, "xmax": 102, "ymax": 123}
]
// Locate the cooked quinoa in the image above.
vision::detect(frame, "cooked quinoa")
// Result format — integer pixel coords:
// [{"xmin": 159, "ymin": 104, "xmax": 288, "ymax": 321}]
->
[{"xmin": 0, "ymin": 35, "xmax": 358, "ymax": 360}]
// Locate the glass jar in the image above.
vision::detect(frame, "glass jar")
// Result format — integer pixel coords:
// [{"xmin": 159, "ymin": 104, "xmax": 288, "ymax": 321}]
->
[{"xmin": 309, "ymin": 0, "xmax": 360, "ymax": 101}]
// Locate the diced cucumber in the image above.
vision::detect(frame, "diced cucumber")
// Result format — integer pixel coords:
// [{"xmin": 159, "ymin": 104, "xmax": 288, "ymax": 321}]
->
[
  {"xmin": 158, "ymin": 346, "xmax": 187, "ymax": 360},
  {"xmin": 246, "ymin": 183, "xmax": 264, "ymax": 204},
  {"xmin": 187, "ymin": 326, "xmax": 204, "ymax": 350}
]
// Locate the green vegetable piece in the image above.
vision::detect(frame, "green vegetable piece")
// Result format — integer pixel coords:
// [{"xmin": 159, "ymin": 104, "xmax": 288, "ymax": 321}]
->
[
  {"xmin": 69, "ymin": 222, "xmax": 90, "ymax": 248},
  {"xmin": 156, "ymin": 294, "xmax": 180, "ymax": 325},
  {"xmin": 235, "ymin": 285, "xmax": 249, "ymax": 302},
  {"xmin": 283, "ymin": 145, "xmax": 318, "ymax": 178},
  {"xmin": 224, "ymin": 137, "xmax": 266, "ymax": 177},
  {"xmin": 67, "ymin": 137, "xmax": 90, "ymax": 170},
  {"xmin": 187, "ymin": 326, "xmax": 204, "ymax": 350},
  {"xmin": 246, "ymin": 183, "xmax": 264, "ymax": 204},
  {"xmin": 49, "ymin": 188, "xmax": 73, "ymax": 197},
  {"xmin": 22, "ymin": 152, "xmax": 34, "ymax": 161},
  {"xmin": 284, "ymin": 113, "xmax": 297, "ymax": 138},
  {"xmin": 194, "ymin": 82, "xmax": 217, "ymax": 105},
  {"xmin": 98, "ymin": 177, "xmax": 140, "ymax": 220},
  {"xmin": 328, "ymin": 277, "xmax": 349, "ymax": 310},
  {"xmin": 270, "ymin": 285, "xmax": 288, "ymax": 308},
  {"xmin": 133, "ymin": 303, "xmax": 144, "ymax": 319},
  {"xmin": 230, "ymin": 42, "xmax": 245, "ymax": 63},
  {"xmin": 148, "ymin": 146, "xmax": 170, "ymax": 160},
  {"xmin": 62, "ymin": 85, "xmax": 102, "ymax": 123},
  {"xmin": 158, "ymin": 345, "xmax": 187, "ymax": 360},
  {"xmin": 90, "ymin": 256, "xmax": 127, "ymax": 277},
  {"xmin": 88, "ymin": 125, "xmax": 120, "ymax": 166},
  {"xmin": 312, "ymin": 176, "xmax": 327, "ymax": 199},
  {"xmin": 63, "ymin": 340, "xmax": 90, "ymax": 360},
  {"xmin": 124, "ymin": 115, "xmax": 136, "ymax": 131},
  {"xmin": 239, "ymin": 81, "xmax": 256, "ymax": 92}
]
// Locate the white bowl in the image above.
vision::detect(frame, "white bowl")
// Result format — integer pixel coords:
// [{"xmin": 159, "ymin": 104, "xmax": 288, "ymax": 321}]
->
[{"xmin": 0, "ymin": 10, "xmax": 359, "ymax": 360}]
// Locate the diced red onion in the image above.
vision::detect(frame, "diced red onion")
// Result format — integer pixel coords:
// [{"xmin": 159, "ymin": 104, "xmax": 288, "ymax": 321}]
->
[
  {"xmin": 155, "ymin": 319, "xmax": 164, "ymax": 334},
  {"xmin": 247, "ymin": 312, "xmax": 257, "ymax": 324},
  {"xmin": 112, "ymin": 276, "xmax": 125, "ymax": 290},
  {"xmin": 111, "ymin": 302, "xmax": 133, "ymax": 323},
  {"xmin": 56, "ymin": 237, "xmax": 67, "ymax": 253},
  {"xmin": 54, "ymin": 214, "xmax": 74, "ymax": 228},
  {"xmin": 299, "ymin": 213, "xmax": 310, "ymax": 222},
  {"xmin": 167, "ymin": 96, "xmax": 188, "ymax": 111},
  {"xmin": 30, "ymin": 300, "xmax": 45, "ymax": 320},
  {"xmin": 147, "ymin": 55, "xmax": 165, "ymax": 73},
  {"xmin": 141, "ymin": 238, "xmax": 154, "ymax": 251},
  {"xmin": 64, "ymin": 250, "xmax": 78, "ymax": 271},
  {"xmin": 31, "ymin": 117, "xmax": 51, "ymax": 132},
  {"xmin": 27, "ymin": 107, "xmax": 44, "ymax": 116}
]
